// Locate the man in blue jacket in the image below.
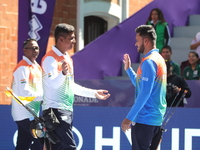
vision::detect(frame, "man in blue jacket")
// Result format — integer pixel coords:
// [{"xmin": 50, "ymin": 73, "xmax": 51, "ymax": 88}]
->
[{"xmin": 121, "ymin": 25, "xmax": 167, "ymax": 150}]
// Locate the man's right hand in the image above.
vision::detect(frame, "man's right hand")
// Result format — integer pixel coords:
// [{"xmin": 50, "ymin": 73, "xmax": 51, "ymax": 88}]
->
[
  {"xmin": 123, "ymin": 54, "xmax": 131, "ymax": 70},
  {"xmin": 62, "ymin": 61, "xmax": 69, "ymax": 75},
  {"xmin": 121, "ymin": 118, "xmax": 132, "ymax": 133}
]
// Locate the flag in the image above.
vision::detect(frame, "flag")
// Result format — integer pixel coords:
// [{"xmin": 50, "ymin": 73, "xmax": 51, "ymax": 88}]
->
[{"xmin": 18, "ymin": 0, "xmax": 56, "ymax": 65}]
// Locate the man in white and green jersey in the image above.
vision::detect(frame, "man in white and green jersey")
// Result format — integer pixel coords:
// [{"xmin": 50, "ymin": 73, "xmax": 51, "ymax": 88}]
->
[{"xmin": 41, "ymin": 23, "xmax": 110, "ymax": 150}]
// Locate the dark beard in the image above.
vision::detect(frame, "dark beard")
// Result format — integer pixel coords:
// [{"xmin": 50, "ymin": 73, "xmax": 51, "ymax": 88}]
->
[{"xmin": 138, "ymin": 43, "xmax": 145, "ymax": 53}]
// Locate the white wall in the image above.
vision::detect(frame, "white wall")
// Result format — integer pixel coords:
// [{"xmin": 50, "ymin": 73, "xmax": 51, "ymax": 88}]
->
[{"xmin": 76, "ymin": 0, "xmax": 129, "ymax": 51}]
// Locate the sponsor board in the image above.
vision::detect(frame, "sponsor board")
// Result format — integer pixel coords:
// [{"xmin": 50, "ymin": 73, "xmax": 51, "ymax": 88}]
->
[{"xmin": 1, "ymin": 106, "xmax": 200, "ymax": 150}]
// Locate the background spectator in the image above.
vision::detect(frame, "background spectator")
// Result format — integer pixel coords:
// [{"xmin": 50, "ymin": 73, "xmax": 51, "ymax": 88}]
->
[
  {"xmin": 190, "ymin": 32, "xmax": 200, "ymax": 56},
  {"xmin": 183, "ymin": 52, "xmax": 200, "ymax": 80},
  {"xmin": 146, "ymin": 8, "xmax": 170, "ymax": 52},
  {"xmin": 180, "ymin": 32, "xmax": 200, "ymax": 76},
  {"xmin": 166, "ymin": 61, "xmax": 191, "ymax": 107},
  {"xmin": 161, "ymin": 45, "xmax": 180, "ymax": 75}
]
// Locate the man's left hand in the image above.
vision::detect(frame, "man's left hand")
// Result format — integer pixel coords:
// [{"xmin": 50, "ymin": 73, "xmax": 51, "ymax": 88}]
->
[{"xmin": 95, "ymin": 90, "xmax": 110, "ymax": 100}]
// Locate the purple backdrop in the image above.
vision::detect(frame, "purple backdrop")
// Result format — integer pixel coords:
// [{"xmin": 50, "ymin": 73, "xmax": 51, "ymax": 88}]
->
[
  {"xmin": 18, "ymin": 0, "xmax": 55, "ymax": 65},
  {"xmin": 184, "ymin": 80, "xmax": 200, "ymax": 108},
  {"xmin": 74, "ymin": 80, "xmax": 200, "ymax": 108},
  {"xmin": 72, "ymin": 0, "xmax": 200, "ymax": 80},
  {"xmin": 74, "ymin": 80, "xmax": 135, "ymax": 107}
]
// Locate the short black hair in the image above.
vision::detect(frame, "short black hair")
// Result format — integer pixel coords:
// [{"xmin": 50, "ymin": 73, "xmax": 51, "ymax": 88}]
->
[
  {"xmin": 54, "ymin": 23, "xmax": 75, "ymax": 43},
  {"xmin": 135, "ymin": 25, "xmax": 157, "ymax": 45},
  {"xmin": 162, "ymin": 45, "xmax": 172, "ymax": 53},
  {"xmin": 23, "ymin": 38, "xmax": 37, "ymax": 48}
]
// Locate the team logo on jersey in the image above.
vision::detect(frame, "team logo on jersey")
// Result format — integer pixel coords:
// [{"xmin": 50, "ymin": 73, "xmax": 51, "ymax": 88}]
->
[{"xmin": 20, "ymin": 79, "xmax": 26, "ymax": 84}]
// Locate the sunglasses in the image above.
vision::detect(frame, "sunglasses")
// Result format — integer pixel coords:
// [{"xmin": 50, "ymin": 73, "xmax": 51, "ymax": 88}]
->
[{"xmin": 24, "ymin": 47, "xmax": 40, "ymax": 51}]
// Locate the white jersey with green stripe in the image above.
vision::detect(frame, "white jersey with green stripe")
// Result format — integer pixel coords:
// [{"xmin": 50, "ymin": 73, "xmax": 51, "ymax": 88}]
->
[
  {"xmin": 11, "ymin": 56, "xmax": 43, "ymax": 121},
  {"xmin": 42, "ymin": 46, "xmax": 96, "ymax": 112}
]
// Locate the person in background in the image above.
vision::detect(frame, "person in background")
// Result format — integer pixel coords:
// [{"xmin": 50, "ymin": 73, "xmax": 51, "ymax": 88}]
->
[
  {"xmin": 121, "ymin": 25, "xmax": 167, "ymax": 150},
  {"xmin": 190, "ymin": 32, "xmax": 200, "ymax": 56},
  {"xmin": 41, "ymin": 23, "xmax": 110, "ymax": 150},
  {"xmin": 181, "ymin": 32, "xmax": 200, "ymax": 76},
  {"xmin": 165, "ymin": 61, "xmax": 191, "ymax": 107},
  {"xmin": 161, "ymin": 45, "xmax": 180, "ymax": 75},
  {"xmin": 183, "ymin": 51, "xmax": 200, "ymax": 80},
  {"xmin": 146, "ymin": 8, "xmax": 170, "ymax": 52},
  {"xmin": 11, "ymin": 39, "xmax": 43, "ymax": 150}
]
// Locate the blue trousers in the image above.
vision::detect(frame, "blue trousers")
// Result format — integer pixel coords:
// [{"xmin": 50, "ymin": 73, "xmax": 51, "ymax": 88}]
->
[
  {"xmin": 48, "ymin": 108, "xmax": 77, "ymax": 150},
  {"xmin": 131, "ymin": 123, "xmax": 160, "ymax": 150},
  {"xmin": 15, "ymin": 119, "xmax": 43, "ymax": 150}
]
